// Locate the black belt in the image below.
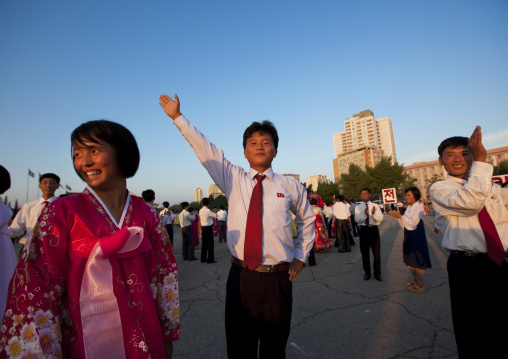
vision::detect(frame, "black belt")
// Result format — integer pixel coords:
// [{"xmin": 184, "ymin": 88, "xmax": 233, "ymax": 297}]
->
[
  {"xmin": 449, "ymin": 250, "xmax": 487, "ymax": 258},
  {"xmin": 361, "ymin": 225, "xmax": 377, "ymax": 228},
  {"xmin": 231, "ymin": 257, "xmax": 290, "ymax": 273}
]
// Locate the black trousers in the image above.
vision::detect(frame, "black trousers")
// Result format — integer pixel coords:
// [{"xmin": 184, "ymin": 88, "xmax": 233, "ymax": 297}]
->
[
  {"xmin": 225, "ymin": 263, "xmax": 292, "ymax": 359},
  {"xmin": 200, "ymin": 225, "xmax": 215, "ymax": 262},
  {"xmin": 359, "ymin": 226, "xmax": 381, "ymax": 276},
  {"xmin": 165, "ymin": 224, "xmax": 174, "ymax": 245},
  {"xmin": 181, "ymin": 226, "xmax": 195, "ymax": 260},
  {"xmin": 335, "ymin": 219, "xmax": 352, "ymax": 252},
  {"xmin": 218, "ymin": 221, "xmax": 227, "ymax": 242},
  {"xmin": 447, "ymin": 253, "xmax": 508, "ymax": 358}
]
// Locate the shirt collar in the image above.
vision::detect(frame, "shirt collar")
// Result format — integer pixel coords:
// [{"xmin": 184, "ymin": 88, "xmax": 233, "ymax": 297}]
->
[
  {"xmin": 40, "ymin": 196, "xmax": 56, "ymax": 204},
  {"xmin": 249, "ymin": 167, "xmax": 274, "ymax": 181},
  {"xmin": 445, "ymin": 175, "xmax": 467, "ymax": 185}
]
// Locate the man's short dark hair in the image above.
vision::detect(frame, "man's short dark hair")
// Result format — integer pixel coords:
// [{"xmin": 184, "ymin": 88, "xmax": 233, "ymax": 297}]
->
[
  {"xmin": 202, "ymin": 197, "xmax": 210, "ymax": 206},
  {"xmin": 220, "ymin": 205, "xmax": 225, "ymax": 210},
  {"xmin": 405, "ymin": 186, "xmax": 422, "ymax": 201},
  {"xmin": 40, "ymin": 173, "xmax": 60, "ymax": 185},
  {"xmin": 310, "ymin": 197, "xmax": 317, "ymax": 205},
  {"xmin": 163, "ymin": 201, "xmax": 170, "ymax": 208},
  {"xmin": 335, "ymin": 194, "xmax": 345, "ymax": 202},
  {"xmin": 0, "ymin": 165, "xmax": 11, "ymax": 194},
  {"xmin": 243, "ymin": 120, "xmax": 279, "ymax": 150},
  {"xmin": 181, "ymin": 201, "xmax": 189, "ymax": 209},
  {"xmin": 360, "ymin": 188, "xmax": 371, "ymax": 194},
  {"xmin": 142, "ymin": 189, "xmax": 155, "ymax": 202},
  {"xmin": 71, "ymin": 120, "xmax": 140, "ymax": 179},
  {"xmin": 437, "ymin": 136, "xmax": 469, "ymax": 158}
]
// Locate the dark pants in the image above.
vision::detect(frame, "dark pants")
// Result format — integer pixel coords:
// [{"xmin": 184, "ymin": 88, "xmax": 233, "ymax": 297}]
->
[
  {"xmin": 225, "ymin": 263, "xmax": 292, "ymax": 359},
  {"xmin": 165, "ymin": 224, "xmax": 174, "ymax": 245},
  {"xmin": 308, "ymin": 249, "xmax": 316, "ymax": 265},
  {"xmin": 181, "ymin": 226, "xmax": 196, "ymax": 260},
  {"xmin": 359, "ymin": 226, "xmax": 381, "ymax": 276},
  {"xmin": 201, "ymin": 225, "xmax": 215, "ymax": 263},
  {"xmin": 334, "ymin": 219, "xmax": 352, "ymax": 252},
  {"xmin": 350, "ymin": 215, "xmax": 359, "ymax": 237},
  {"xmin": 219, "ymin": 221, "xmax": 227, "ymax": 243},
  {"xmin": 447, "ymin": 253, "xmax": 508, "ymax": 358}
]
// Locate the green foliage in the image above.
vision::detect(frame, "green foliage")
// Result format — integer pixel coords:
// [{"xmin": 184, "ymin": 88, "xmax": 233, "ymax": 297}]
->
[
  {"xmin": 494, "ymin": 160, "xmax": 508, "ymax": 175},
  {"xmin": 340, "ymin": 158, "xmax": 416, "ymax": 199},
  {"xmin": 425, "ymin": 173, "xmax": 442, "ymax": 192},
  {"xmin": 210, "ymin": 195, "xmax": 228, "ymax": 209},
  {"xmin": 170, "ymin": 204, "xmax": 182, "ymax": 214},
  {"xmin": 188, "ymin": 201, "xmax": 202, "ymax": 211},
  {"xmin": 316, "ymin": 182, "xmax": 340, "ymax": 204}
]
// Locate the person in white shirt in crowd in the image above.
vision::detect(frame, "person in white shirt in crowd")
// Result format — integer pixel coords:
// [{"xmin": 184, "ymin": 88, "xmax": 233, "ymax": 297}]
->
[
  {"xmin": 217, "ymin": 205, "xmax": 228, "ymax": 243},
  {"xmin": 159, "ymin": 92, "xmax": 315, "ymax": 359},
  {"xmin": 179, "ymin": 201, "xmax": 197, "ymax": 261},
  {"xmin": 331, "ymin": 194, "xmax": 353, "ymax": 252},
  {"xmin": 9, "ymin": 173, "xmax": 60, "ymax": 247},
  {"xmin": 199, "ymin": 197, "xmax": 218, "ymax": 263},
  {"xmin": 389, "ymin": 187, "xmax": 432, "ymax": 291},
  {"xmin": 430, "ymin": 127, "xmax": 508, "ymax": 359},
  {"xmin": 355, "ymin": 188, "xmax": 384, "ymax": 281},
  {"xmin": 349, "ymin": 199, "xmax": 359, "ymax": 237},
  {"xmin": 322, "ymin": 202, "xmax": 332, "ymax": 237},
  {"xmin": 0, "ymin": 165, "xmax": 17, "ymax": 323},
  {"xmin": 161, "ymin": 201, "xmax": 176, "ymax": 245}
]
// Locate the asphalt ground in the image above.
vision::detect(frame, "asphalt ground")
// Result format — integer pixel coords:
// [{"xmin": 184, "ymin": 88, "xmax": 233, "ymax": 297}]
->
[
  {"xmin": 169, "ymin": 215, "xmax": 458, "ymax": 359},
  {"xmin": 11, "ymin": 214, "xmax": 457, "ymax": 358}
]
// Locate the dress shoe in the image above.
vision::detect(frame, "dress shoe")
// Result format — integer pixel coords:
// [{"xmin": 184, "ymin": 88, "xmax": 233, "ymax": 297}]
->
[
  {"xmin": 374, "ymin": 275, "xmax": 382, "ymax": 281},
  {"xmin": 363, "ymin": 274, "xmax": 371, "ymax": 280}
]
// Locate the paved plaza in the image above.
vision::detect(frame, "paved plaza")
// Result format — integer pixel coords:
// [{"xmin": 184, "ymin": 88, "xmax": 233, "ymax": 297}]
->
[{"xmin": 170, "ymin": 215, "xmax": 458, "ymax": 359}]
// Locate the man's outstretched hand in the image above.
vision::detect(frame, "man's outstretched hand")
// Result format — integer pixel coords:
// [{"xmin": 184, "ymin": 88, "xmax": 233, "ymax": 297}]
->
[
  {"xmin": 467, "ymin": 126, "xmax": 487, "ymax": 162},
  {"xmin": 159, "ymin": 94, "xmax": 182, "ymax": 120}
]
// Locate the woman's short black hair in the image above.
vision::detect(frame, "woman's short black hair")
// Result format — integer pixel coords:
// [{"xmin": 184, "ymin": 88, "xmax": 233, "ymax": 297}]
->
[
  {"xmin": 310, "ymin": 197, "xmax": 317, "ymax": 205},
  {"xmin": 0, "ymin": 165, "xmax": 11, "ymax": 194},
  {"xmin": 437, "ymin": 136, "xmax": 469, "ymax": 158},
  {"xmin": 243, "ymin": 120, "xmax": 279, "ymax": 150},
  {"xmin": 405, "ymin": 186, "xmax": 422, "ymax": 201},
  {"xmin": 71, "ymin": 120, "xmax": 140, "ymax": 180}
]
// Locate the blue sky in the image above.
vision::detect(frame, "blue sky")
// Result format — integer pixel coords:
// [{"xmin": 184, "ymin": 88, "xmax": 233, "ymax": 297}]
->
[{"xmin": 1, "ymin": 0, "xmax": 507, "ymax": 206}]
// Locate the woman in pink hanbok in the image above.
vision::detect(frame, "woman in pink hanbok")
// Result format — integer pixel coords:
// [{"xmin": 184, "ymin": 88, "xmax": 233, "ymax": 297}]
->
[
  {"xmin": 0, "ymin": 120, "xmax": 179, "ymax": 358},
  {"xmin": 310, "ymin": 198, "xmax": 334, "ymax": 251}
]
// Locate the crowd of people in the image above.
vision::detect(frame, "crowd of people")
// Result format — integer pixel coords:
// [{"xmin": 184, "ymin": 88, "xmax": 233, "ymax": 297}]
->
[{"xmin": 0, "ymin": 92, "xmax": 506, "ymax": 358}]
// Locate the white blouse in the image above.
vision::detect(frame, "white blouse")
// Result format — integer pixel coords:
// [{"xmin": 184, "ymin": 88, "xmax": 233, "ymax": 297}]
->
[{"xmin": 398, "ymin": 202, "xmax": 424, "ymax": 231}]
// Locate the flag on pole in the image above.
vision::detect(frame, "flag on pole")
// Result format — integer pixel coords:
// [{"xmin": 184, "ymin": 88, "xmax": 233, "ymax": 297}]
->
[
  {"xmin": 28, "ymin": 169, "xmax": 34, "ymax": 178},
  {"xmin": 66, "ymin": 184, "xmax": 72, "ymax": 191}
]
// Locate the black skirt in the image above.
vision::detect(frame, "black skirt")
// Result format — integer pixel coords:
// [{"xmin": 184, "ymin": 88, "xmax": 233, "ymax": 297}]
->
[{"xmin": 403, "ymin": 220, "xmax": 432, "ymax": 269}]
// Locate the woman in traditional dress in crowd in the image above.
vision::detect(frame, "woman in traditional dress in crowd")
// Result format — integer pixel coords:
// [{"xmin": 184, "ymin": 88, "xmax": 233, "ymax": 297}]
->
[
  {"xmin": 310, "ymin": 197, "xmax": 333, "ymax": 251},
  {"xmin": 389, "ymin": 187, "xmax": 432, "ymax": 291},
  {"xmin": 0, "ymin": 166, "xmax": 18, "ymax": 324},
  {"xmin": 0, "ymin": 120, "xmax": 180, "ymax": 358},
  {"xmin": 212, "ymin": 207, "xmax": 219, "ymax": 236}
]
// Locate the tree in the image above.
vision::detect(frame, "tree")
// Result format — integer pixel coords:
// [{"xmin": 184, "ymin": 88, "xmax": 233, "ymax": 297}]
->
[
  {"xmin": 210, "ymin": 195, "xmax": 228, "ymax": 209},
  {"xmin": 340, "ymin": 163, "xmax": 370, "ymax": 198},
  {"xmin": 188, "ymin": 201, "xmax": 202, "ymax": 211},
  {"xmin": 316, "ymin": 182, "xmax": 340, "ymax": 204},
  {"xmin": 494, "ymin": 160, "xmax": 508, "ymax": 175}
]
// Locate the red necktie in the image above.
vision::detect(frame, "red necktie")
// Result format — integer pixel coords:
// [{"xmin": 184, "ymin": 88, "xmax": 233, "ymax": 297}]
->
[
  {"xmin": 42, "ymin": 200, "xmax": 49, "ymax": 212},
  {"xmin": 244, "ymin": 174, "xmax": 265, "ymax": 270},
  {"xmin": 478, "ymin": 206, "xmax": 505, "ymax": 265}
]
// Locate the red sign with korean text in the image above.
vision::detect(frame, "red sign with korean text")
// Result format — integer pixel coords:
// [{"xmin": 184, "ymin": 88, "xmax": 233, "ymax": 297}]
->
[{"xmin": 382, "ymin": 188, "xmax": 397, "ymax": 204}]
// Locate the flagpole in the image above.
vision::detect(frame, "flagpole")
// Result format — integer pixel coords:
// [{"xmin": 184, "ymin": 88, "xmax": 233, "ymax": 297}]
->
[{"xmin": 26, "ymin": 168, "xmax": 30, "ymax": 203}]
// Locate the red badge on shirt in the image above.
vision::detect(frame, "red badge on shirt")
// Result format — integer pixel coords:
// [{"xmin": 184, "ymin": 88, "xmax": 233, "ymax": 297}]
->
[{"xmin": 277, "ymin": 193, "xmax": 285, "ymax": 198}]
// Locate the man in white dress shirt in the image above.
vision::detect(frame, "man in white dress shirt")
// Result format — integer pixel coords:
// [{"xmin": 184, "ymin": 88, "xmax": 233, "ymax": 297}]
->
[
  {"xmin": 159, "ymin": 93, "xmax": 315, "ymax": 359},
  {"xmin": 331, "ymin": 194, "xmax": 352, "ymax": 252},
  {"xmin": 179, "ymin": 201, "xmax": 197, "ymax": 261},
  {"xmin": 160, "ymin": 201, "xmax": 176, "ymax": 245},
  {"xmin": 199, "ymin": 197, "xmax": 218, "ymax": 263},
  {"xmin": 430, "ymin": 127, "xmax": 508, "ymax": 358},
  {"xmin": 217, "ymin": 205, "xmax": 228, "ymax": 243},
  {"xmin": 355, "ymin": 188, "xmax": 384, "ymax": 281},
  {"xmin": 9, "ymin": 173, "xmax": 60, "ymax": 246}
]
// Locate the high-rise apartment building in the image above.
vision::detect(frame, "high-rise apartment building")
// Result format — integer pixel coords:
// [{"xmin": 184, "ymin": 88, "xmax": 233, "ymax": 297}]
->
[
  {"xmin": 282, "ymin": 173, "xmax": 300, "ymax": 182},
  {"xmin": 194, "ymin": 187, "xmax": 203, "ymax": 203},
  {"xmin": 305, "ymin": 175, "xmax": 331, "ymax": 192},
  {"xmin": 207, "ymin": 184, "xmax": 224, "ymax": 199},
  {"xmin": 333, "ymin": 110, "xmax": 397, "ymax": 181}
]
